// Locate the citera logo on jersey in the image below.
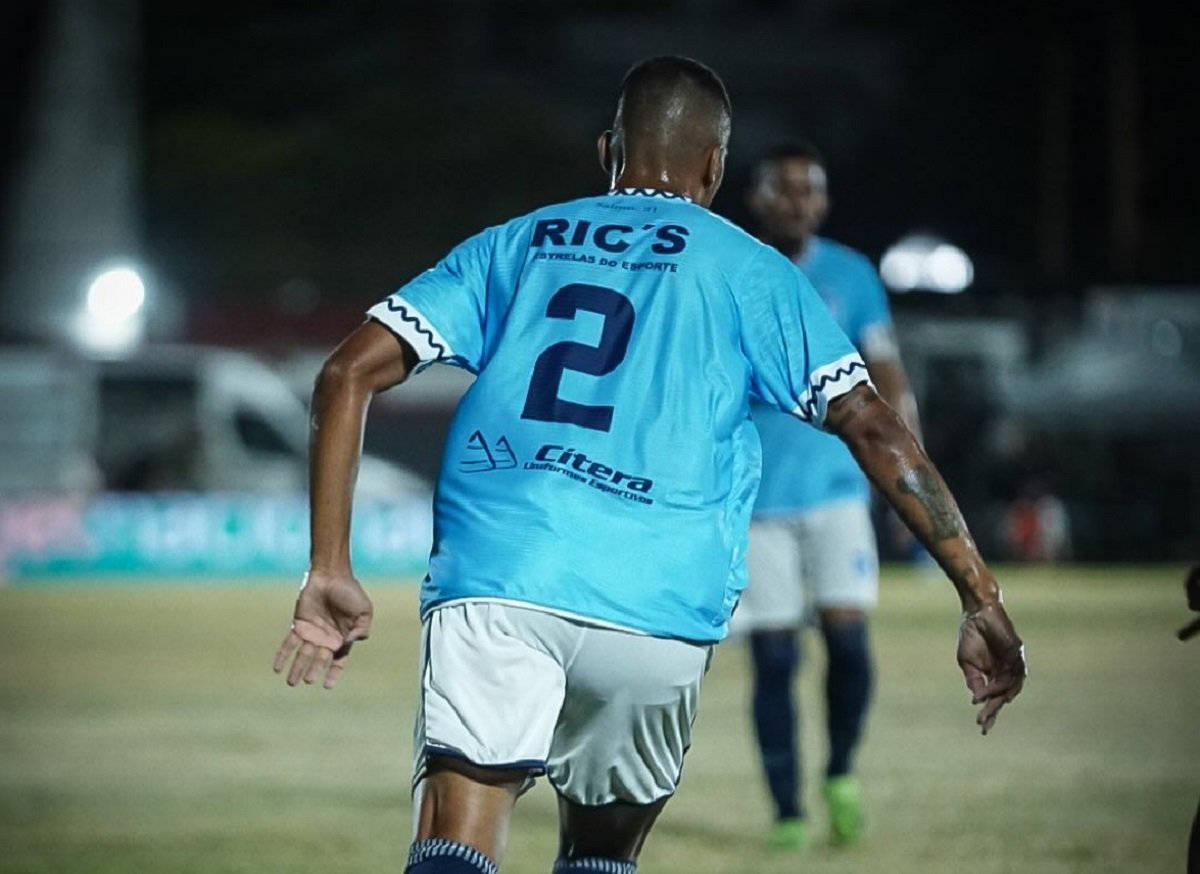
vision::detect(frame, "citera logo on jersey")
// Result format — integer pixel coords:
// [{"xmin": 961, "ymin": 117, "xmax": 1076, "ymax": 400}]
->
[{"xmin": 459, "ymin": 431, "xmax": 518, "ymax": 473}]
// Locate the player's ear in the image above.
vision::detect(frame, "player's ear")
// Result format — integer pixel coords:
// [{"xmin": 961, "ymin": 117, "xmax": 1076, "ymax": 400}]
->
[
  {"xmin": 806, "ymin": 190, "xmax": 830, "ymax": 230},
  {"xmin": 597, "ymin": 130, "xmax": 617, "ymax": 181},
  {"xmin": 703, "ymin": 144, "xmax": 726, "ymax": 197},
  {"xmin": 747, "ymin": 161, "xmax": 778, "ymax": 217},
  {"xmin": 810, "ymin": 163, "xmax": 831, "ymax": 224}
]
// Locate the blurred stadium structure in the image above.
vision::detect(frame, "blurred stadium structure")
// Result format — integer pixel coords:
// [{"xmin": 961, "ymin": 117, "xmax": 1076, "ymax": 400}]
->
[{"xmin": 0, "ymin": 0, "xmax": 1197, "ymax": 578}]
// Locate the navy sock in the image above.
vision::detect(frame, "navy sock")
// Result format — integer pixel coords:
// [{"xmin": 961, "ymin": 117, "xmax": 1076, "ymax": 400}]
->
[
  {"xmin": 821, "ymin": 619, "xmax": 873, "ymax": 779},
  {"xmin": 749, "ymin": 629, "xmax": 802, "ymax": 820},
  {"xmin": 553, "ymin": 857, "xmax": 636, "ymax": 874},
  {"xmin": 406, "ymin": 838, "xmax": 498, "ymax": 874}
]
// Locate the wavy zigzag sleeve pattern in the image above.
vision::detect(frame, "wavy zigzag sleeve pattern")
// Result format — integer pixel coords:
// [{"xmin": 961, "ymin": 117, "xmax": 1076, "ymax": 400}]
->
[
  {"xmin": 365, "ymin": 297, "xmax": 454, "ymax": 363},
  {"xmin": 791, "ymin": 353, "xmax": 871, "ymax": 429}
]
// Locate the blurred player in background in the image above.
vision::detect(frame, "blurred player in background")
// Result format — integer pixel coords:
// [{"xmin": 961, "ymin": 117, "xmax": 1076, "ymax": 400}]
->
[
  {"xmin": 731, "ymin": 142, "xmax": 924, "ymax": 850},
  {"xmin": 273, "ymin": 58, "xmax": 1025, "ymax": 874}
]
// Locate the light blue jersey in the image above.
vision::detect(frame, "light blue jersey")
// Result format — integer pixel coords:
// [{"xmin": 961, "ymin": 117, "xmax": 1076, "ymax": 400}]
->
[
  {"xmin": 367, "ymin": 190, "xmax": 867, "ymax": 643},
  {"xmin": 752, "ymin": 236, "xmax": 895, "ymax": 515}
]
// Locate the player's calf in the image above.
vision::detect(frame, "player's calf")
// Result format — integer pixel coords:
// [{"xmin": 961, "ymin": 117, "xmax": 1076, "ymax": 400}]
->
[
  {"xmin": 819, "ymin": 612, "xmax": 872, "ymax": 779},
  {"xmin": 749, "ymin": 628, "xmax": 803, "ymax": 821}
]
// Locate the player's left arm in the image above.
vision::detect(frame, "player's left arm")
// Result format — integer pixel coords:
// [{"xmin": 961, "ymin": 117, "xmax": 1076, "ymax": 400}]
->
[
  {"xmin": 865, "ymin": 346, "xmax": 923, "ymax": 551},
  {"xmin": 825, "ymin": 383, "xmax": 1026, "ymax": 734},
  {"xmin": 273, "ymin": 320, "xmax": 417, "ymax": 689}
]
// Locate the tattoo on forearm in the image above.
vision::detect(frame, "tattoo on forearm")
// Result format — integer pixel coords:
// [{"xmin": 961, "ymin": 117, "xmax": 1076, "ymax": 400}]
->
[{"xmin": 895, "ymin": 463, "xmax": 964, "ymax": 541}]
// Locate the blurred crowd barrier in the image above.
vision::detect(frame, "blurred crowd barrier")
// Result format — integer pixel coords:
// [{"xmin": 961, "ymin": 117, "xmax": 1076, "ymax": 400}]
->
[{"xmin": 0, "ymin": 492, "xmax": 431, "ymax": 582}]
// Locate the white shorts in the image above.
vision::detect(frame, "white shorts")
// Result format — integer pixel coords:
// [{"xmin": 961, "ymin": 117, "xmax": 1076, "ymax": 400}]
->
[
  {"xmin": 730, "ymin": 499, "xmax": 879, "ymax": 633},
  {"xmin": 413, "ymin": 600, "xmax": 712, "ymax": 807}
]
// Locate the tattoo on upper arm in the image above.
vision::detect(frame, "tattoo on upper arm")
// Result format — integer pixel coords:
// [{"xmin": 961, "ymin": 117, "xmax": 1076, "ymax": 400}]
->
[
  {"xmin": 828, "ymin": 385, "xmax": 876, "ymax": 429},
  {"xmin": 895, "ymin": 463, "xmax": 964, "ymax": 541}
]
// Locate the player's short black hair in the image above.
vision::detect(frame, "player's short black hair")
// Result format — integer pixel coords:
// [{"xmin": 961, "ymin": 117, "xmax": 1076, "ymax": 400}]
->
[
  {"xmin": 760, "ymin": 139, "xmax": 825, "ymax": 168},
  {"xmin": 618, "ymin": 55, "xmax": 732, "ymax": 119}
]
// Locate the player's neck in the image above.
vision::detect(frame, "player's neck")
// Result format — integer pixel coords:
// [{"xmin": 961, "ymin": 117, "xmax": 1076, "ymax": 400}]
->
[{"xmin": 612, "ymin": 168, "xmax": 706, "ymax": 204}]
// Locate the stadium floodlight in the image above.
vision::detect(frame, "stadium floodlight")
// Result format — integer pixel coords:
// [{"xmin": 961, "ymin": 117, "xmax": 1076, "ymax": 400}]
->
[
  {"xmin": 73, "ymin": 264, "xmax": 148, "ymax": 354},
  {"xmin": 879, "ymin": 242, "xmax": 924, "ymax": 292},
  {"xmin": 880, "ymin": 234, "xmax": 973, "ymax": 294}
]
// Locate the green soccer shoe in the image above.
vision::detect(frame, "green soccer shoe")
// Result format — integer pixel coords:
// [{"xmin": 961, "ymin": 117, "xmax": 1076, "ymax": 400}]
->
[
  {"xmin": 824, "ymin": 776, "xmax": 865, "ymax": 846},
  {"xmin": 768, "ymin": 817, "xmax": 808, "ymax": 851}
]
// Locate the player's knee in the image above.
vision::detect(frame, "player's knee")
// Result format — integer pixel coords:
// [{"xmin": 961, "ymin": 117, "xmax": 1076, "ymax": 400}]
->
[
  {"xmin": 820, "ymin": 617, "xmax": 870, "ymax": 666},
  {"xmin": 557, "ymin": 794, "xmax": 665, "ymax": 865},
  {"xmin": 426, "ymin": 754, "xmax": 529, "ymax": 789},
  {"xmin": 750, "ymin": 629, "xmax": 799, "ymax": 682},
  {"xmin": 413, "ymin": 758, "xmax": 524, "ymax": 863},
  {"xmin": 819, "ymin": 606, "xmax": 867, "ymax": 628}
]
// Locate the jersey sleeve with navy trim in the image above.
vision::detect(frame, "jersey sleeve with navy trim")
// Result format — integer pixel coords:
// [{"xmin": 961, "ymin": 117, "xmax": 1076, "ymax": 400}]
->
[
  {"xmin": 366, "ymin": 226, "xmax": 497, "ymax": 372},
  {"xmin": 734, "ymin": 248, "xmax": 870, "ymax": 430}
]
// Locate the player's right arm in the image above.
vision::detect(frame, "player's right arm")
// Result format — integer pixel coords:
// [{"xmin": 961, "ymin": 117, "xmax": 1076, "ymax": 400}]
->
[
  {"xmin": 307, "ymin": 322, "xmax": 417, "ymax": 573},
  {"xmin": 825, "ymin": 383, "xmax": 1025, "ymax": 733},
  {"xmin": 273, "ymin": 320, "xmax": 417, "ymax": 689},
  {"xmin": 274, "ymin": 226, "xmax": 496, "ymax": 688}
]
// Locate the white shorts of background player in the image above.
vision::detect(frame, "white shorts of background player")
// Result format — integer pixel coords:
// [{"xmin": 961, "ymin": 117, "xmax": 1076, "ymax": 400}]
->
[{"xmin": 730, "ymin": 499, "xmax": 879, "ymax": 634}]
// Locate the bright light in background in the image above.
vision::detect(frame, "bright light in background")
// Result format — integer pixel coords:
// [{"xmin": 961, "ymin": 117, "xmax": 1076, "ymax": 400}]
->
[
  {"xmin": 73, "ymin": 264, "xmax": 148, "ymax": 354},
  {"xmin": 879, "ymin": 244, "xmax": 922, "ymax": 291},
  {"xmin": 880, "ymin": 234, "xmax": 974, "ymax": 294},
  {"xmin": 87, "ymin": 267, "xmax": 145, "ymax": 319}
]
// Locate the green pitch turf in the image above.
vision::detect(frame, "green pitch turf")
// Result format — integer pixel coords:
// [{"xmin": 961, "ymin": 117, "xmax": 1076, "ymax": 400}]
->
[{"xmin": 1, "ymin": 566, "xmax": 1196, "ymax": 873}]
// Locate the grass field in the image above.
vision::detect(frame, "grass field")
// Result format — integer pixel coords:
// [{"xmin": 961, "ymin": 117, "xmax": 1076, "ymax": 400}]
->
[{"xmin": 1, "ymin": 565, "xmax": 1197, "ymax": 874}]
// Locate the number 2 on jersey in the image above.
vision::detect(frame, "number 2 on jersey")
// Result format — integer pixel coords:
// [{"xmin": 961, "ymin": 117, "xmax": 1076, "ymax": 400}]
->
[{"xmin": 521, "ymin": 283, "xmax": 634, "ymax": 432}]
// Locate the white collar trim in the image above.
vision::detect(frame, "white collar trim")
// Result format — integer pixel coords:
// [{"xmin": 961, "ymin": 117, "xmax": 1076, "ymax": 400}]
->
[{"xmin": 607, "ymin": 187, "xmax": 693, "ymax": 203}]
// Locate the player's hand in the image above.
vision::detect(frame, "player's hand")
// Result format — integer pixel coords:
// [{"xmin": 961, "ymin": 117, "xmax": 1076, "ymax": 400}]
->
[
  {"xmin": 956, "ymin": 600, "xmax": 1026, "ymax": 735},
  {"xmin": 273, "ymin": 569, "xmax": 373, "ymax": 689},
  {"xmin": 1179, "ymin": 564, "xmax": 1200, "ymax": 642}
]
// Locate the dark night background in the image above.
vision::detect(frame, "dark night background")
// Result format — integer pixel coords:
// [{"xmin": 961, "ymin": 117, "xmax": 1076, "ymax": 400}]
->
[
  {"xmin": 1, "ymin": 0, "xmax": 1198, "ymax": 560},
  {"xmin": 5, "ymin": 0, "xmax": 1200, "ymax": 342}
]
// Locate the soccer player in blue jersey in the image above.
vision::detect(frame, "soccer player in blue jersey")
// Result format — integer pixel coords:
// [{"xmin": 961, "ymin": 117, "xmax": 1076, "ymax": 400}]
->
[
  {"xmin": 731, "ymin": 142, "xmax": 925, "ymax": 850},
  {"xmin": 273, "ymin": 57, "xmax": 1025, "ymax": 874}
]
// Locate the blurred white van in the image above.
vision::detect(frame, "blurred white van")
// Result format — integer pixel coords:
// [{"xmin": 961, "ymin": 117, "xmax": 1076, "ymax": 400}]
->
[{"xmin": 0, "ymin": 345, "xmax": 429, "ymax": 500}]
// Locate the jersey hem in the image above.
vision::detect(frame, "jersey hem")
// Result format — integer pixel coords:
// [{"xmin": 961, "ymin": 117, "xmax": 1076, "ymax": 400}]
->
[
  {"xmin": 421, "ymin": 596, "xmax": 724, "ymax": 644},
  {"xmin": 423, "ymin": 596, "xmax": 651, "ymax": 637},
  {"xmin": 751, "ymin": 495, "xmax": 872, "ymax": 519}
]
